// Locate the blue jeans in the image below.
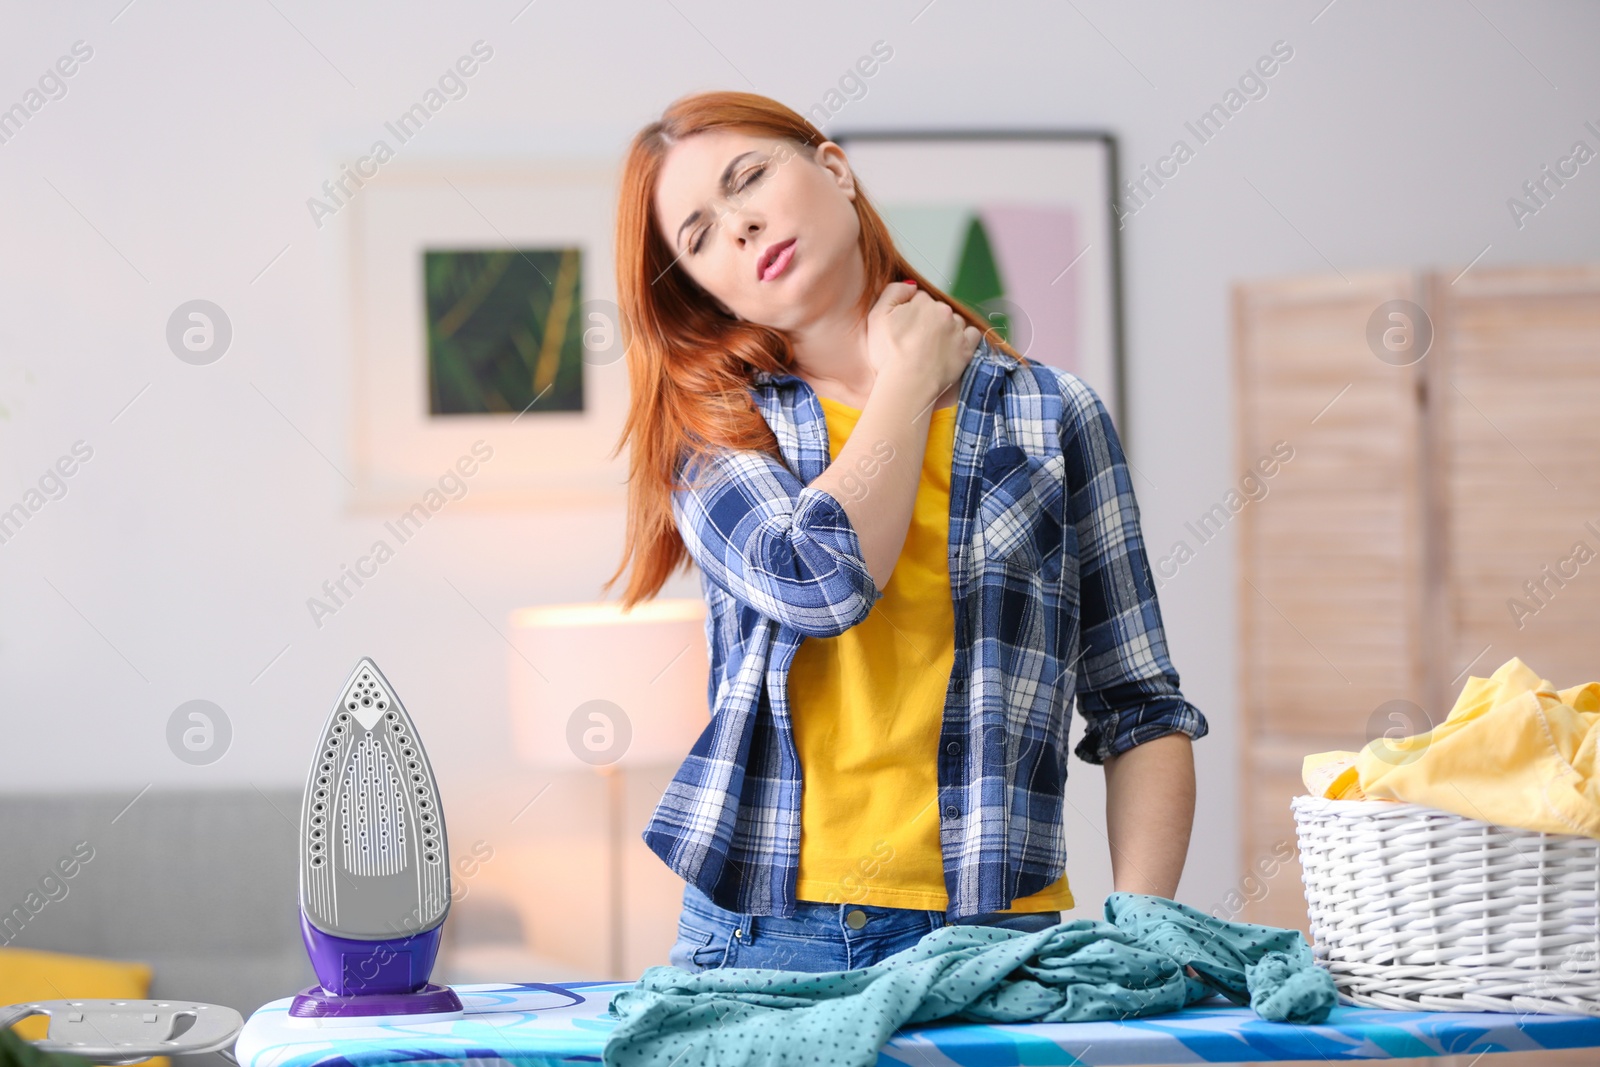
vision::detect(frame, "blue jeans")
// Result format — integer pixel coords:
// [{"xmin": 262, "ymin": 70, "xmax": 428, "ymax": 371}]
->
[{"xmin": 668, "ymin": 882, "xmax": 1063, "ymax": 973}]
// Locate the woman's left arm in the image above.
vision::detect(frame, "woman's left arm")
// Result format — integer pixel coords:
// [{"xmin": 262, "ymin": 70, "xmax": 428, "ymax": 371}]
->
[
  {"xmin": 1055, "ymin": 370, "xmax": 1210, "ymax": 900},
  {"xmin": 1103, "ymin": 731, "xmax": 1196, "ymax": 897}
]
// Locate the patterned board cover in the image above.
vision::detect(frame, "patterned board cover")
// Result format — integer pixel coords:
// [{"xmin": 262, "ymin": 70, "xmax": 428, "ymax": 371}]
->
[{"xmin": 235, "ymin": 981, "xmax": 1600, "ymax": 1066}]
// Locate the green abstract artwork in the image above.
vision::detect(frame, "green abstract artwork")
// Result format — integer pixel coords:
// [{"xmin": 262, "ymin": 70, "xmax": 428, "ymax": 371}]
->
[
  {"xmin": 423, "ymin": 248, "xmax": 584, "ymax": 415},
  {"xmin": 950, "ymin": 213, "xmax": 1011, "ymax": 348}
]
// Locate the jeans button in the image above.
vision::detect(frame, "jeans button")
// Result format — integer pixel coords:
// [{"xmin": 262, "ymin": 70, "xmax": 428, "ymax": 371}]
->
[{"xmin": 845, "ymin": 908, "xmax": 868, "ymax": 930}]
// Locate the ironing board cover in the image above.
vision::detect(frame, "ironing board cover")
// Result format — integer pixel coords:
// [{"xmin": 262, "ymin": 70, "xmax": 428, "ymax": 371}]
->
[{"xmin": 234, "ymin": 981, "xmax": 1600, "ymax": 1066}]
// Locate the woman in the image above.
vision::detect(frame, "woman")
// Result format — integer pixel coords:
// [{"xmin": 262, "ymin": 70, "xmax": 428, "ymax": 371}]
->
[{"xmin": 602, "ymin": 90, "xmax": 1209, "ymax": 974}]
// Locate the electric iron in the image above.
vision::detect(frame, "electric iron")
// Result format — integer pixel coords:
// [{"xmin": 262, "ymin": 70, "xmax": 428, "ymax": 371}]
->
[{"xmin": 288, "ymin": 657, "xmax": 464, "ymax": 1023}]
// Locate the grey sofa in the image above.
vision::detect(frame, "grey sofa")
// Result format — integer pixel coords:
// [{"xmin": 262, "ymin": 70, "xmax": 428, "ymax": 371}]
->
[{"xmin": 0, "ymin": 788, "xmax": 317, "ymax": 1067}]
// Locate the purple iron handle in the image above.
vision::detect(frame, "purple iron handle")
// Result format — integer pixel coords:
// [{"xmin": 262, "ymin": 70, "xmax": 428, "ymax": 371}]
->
[
  {"xmin": 291, "ymin": 913, "xmax": 463, "ymax": 1019},
  {"xmin": 298, "ymin": 911, "xmax": 445, "ymax": 996}
]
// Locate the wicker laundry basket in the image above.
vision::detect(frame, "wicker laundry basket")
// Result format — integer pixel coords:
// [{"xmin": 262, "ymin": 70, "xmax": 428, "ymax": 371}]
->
[{"xmin": 1292, "ymin": 794, "xmax": 1600, "ymax": 1015}]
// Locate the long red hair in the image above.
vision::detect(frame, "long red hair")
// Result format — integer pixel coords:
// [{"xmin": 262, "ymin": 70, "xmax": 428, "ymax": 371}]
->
[{"xmin": 600, "ymin": 89, "xmax": 1028, "ymax": 609}]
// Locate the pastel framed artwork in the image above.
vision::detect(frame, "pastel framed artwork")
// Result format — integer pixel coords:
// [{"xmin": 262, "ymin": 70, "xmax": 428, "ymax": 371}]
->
[{"xmin": 830, "ymin": 129, "xmax": 1127, "ymax": 436}]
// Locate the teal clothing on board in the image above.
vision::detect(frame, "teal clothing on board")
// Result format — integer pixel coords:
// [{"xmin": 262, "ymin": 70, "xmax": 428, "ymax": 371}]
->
[{"xmin": 603, "ymin": 892, "xmax": 1337, "ymax": 1067}]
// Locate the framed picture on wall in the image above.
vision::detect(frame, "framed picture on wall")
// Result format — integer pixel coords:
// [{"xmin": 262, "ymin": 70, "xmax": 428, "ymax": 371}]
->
[
  {"xmin": 344, "ymin": 159, "xmax": 630, "ymax": 512},
  {"xmin": 830, "ymin": 129, "xmax": 1127, "ymax": 435}
]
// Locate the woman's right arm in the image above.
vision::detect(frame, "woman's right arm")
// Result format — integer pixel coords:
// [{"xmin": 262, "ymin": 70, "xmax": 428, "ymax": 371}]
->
[
  {"xmin": 670, "ymin": 374, "xmax": 942, "ymax": 640},
  {"xmin": 814, "ymin": 284, "xmax": 979, "ymax": 591},
  {"xmin": 671, "ymin": 445, "xmax": 883, "ymax": 639},
  {"xmin": 806, "ymin": 365, "xmax": 943, "ymax": 593},
  {"xmin": 671, "ymin": 285, "xmax": 976, "ymax": 637}
]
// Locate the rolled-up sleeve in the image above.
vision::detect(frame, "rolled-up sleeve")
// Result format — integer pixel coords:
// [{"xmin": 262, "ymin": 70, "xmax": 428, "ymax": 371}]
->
[
  {"xmin": 1058, "ymin": 375, "xmax": 1210, "ymax": 765},
  {"xmin": 672, "ymin": 445, "xmax": 883, "ymax": 638}
]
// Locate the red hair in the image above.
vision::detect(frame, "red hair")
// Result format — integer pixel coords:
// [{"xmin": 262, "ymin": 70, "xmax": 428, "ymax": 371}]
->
[{"xmin": 600, "ymin": 89, "xmax": 1029, "ymax": 609}]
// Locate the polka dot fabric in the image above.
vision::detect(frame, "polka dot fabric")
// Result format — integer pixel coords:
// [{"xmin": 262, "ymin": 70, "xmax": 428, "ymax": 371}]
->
[{"xmin": 602, "ymin": 891, "xmax": 1336, "ymax": 1067}]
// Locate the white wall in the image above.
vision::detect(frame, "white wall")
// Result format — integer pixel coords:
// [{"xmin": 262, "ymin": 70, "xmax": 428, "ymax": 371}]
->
[{"xmin": 3, "ymin": 0, "xmax": 1597, "ymax": 961}]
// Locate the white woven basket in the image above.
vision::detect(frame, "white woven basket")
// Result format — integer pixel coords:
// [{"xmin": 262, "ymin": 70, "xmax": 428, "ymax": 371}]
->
[{"xmin": 1292, "ymin": 794, "xmax": 1600, "ymax": 1014}]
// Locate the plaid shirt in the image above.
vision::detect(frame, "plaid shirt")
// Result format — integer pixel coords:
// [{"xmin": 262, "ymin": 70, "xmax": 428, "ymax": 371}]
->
[{"xmin": 645, "ymin": 337, "xmax": 1209, "ymax": 919}]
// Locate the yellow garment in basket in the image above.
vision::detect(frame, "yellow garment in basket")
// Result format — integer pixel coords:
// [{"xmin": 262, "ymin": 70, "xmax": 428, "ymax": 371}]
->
[
  {"xmin": 1301, "ymin": 749, "xmax": 1365, "ymax": 800},
  {"xmin": 1302, "ymin": 656, "xmax": 1600, "ymax": 838}
]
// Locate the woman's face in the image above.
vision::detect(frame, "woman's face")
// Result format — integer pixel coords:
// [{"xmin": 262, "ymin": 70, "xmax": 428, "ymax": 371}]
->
[{"xmin": 654, "ymin": 129, "xmax": 863, "ymax": 331}]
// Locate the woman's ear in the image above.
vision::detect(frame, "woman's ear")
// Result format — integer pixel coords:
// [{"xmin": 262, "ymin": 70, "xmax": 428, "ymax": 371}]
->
[{"xmin": 815, "ymin": 141, "xmax": 856, "ymax": 201}]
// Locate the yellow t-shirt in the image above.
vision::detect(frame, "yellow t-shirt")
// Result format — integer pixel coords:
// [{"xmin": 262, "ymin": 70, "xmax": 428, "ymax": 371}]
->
[{"xmin": 789, "ymin": 394, "xmax": 1074, "ymax": 913}]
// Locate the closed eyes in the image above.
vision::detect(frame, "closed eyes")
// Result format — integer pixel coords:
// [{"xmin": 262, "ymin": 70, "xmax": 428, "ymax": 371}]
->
[{"xmin": 689, "ymin": 165, "xmax": 767, "ymax": 254}]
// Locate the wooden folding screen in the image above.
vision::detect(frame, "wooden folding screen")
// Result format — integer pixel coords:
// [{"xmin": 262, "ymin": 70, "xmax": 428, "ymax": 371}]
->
[{"xmin": 1233, "ymin": 264, "xmax": 1600, "ymax": 940}]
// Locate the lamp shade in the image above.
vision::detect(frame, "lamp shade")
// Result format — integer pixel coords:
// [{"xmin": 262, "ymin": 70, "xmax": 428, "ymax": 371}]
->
[{"xmin": 507, "ymin": 598, "xmax": 709, "ymax": 772}]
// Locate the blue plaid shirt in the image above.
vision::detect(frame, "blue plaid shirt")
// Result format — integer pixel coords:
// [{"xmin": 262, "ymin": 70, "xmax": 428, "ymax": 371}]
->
[{"xmin": 645, "ymin": 337, "xmax": 1209, "ymax": 919}]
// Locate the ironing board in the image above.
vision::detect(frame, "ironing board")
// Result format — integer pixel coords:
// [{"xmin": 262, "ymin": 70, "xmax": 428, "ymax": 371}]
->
[{"xmin": 234, "ymin": 980, "xmax": 1600, "ymax": 1066}]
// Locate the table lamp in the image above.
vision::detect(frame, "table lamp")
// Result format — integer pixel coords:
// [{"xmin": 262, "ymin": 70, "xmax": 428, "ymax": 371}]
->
[{"xmin": 507, "ymin": 598, "xmax": 710, "ymax": 978}]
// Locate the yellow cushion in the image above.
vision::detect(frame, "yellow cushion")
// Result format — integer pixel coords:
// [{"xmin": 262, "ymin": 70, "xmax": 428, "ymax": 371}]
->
[{"xmin": 0, "ymin": 947, "xmax": 169, "ymax": 1067}]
